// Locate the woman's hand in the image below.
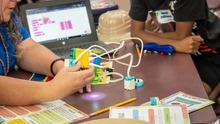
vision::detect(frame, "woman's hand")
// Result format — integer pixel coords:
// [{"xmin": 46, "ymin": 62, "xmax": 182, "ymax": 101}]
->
[
  {"xmin": 48, "ymin": 62, "xmax": 94, "ymax": 100},
  {"xmin": 174, "ymin": 36, "xmax": 203, "ymax": 54},
  {"xmin": 78, "ymin": 83, "xmax": 92, "ymax": 93}
]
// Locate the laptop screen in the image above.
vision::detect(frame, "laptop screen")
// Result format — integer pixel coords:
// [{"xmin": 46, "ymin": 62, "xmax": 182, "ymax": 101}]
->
[{"xmin": 25, "ymin": 1, "xmax": 92, "ymax": 43}]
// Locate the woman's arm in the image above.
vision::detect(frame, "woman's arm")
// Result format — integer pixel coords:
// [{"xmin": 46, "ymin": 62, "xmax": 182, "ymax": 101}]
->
[
  {"xmin": 16, "ymin": 38, "xmax": 63, "ymax": 76},
  {"xmin": 16, "ymin": 38, "xmax": 93, "ymax": 93},
  {"xmin": 0, "ymin": 63, "xmax": 94, "ymax": 106},
  {"xmin": 0, "ymin": 76, "xmax": 52, "ymax": 105}
]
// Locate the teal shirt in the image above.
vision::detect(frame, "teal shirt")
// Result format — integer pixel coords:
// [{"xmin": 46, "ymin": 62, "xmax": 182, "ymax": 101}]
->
[{"xmin": 0, "ymin": 12, "xmax": 30, "ymax": 75}]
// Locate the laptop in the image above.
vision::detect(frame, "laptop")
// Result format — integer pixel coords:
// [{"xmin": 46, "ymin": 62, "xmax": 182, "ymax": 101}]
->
[{"xmin": 19, "ymin": 0, "xmax": 114, "ymax": 58}]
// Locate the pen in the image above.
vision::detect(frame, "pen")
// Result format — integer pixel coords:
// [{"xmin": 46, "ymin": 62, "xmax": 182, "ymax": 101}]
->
[
  {"xmin": 89, "ymin": 97, "xmax": 136, "ymax": 117},
  {"xmin": 135, "ymin": 44, "xmax": 141, "ymax": 57}
]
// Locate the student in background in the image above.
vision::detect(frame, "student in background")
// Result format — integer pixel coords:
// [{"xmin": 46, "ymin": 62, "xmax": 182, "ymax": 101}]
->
[
  {"xmin": 129, "ymin": 0, "xmax": 220, "ymax": 101},
  {"xmin": 0, "ymin": 0, "xmax": 94, "ymax": 106}
]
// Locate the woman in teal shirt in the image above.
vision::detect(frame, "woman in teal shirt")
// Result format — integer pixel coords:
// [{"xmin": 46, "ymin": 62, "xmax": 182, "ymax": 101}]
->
[{"xmin": 0, "ymin": 0, "xmax": 94, "ymax": 106}]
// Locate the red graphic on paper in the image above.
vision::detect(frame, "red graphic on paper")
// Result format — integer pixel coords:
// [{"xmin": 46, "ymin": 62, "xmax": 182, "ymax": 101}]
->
[
  {"xmin": 0, "ymin": 107, "xmax": 16, "ymax": 118},
  {"xmin": 22, "ymin": 105, "xmax": 42, "ymax": 112},
  {"xmin": 5, "ymin": 106, "xmax": 29, "ymax": 115}
]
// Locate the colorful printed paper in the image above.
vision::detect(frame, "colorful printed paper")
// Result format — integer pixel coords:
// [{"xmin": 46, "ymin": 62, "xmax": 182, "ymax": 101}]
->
[
  {"xmin": 109, "ymin": 104, "xmax": 190, "ymax": 124},
  {"xmin": 141, "ymin": 91, "xmax": 215, "ymax": 113},
  {"xmin": 0, "ymin": 100, "xmax": 89, "ymax": 124},
  {"xmin": 0, "ymin": 73, "xmax": 89, "ymax": 124}
]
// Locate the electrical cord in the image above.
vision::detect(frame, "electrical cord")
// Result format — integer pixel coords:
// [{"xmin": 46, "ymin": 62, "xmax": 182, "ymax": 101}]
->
[{"xmin": 72, "ymin": 37, "xmax": 144, "ymax": 83}]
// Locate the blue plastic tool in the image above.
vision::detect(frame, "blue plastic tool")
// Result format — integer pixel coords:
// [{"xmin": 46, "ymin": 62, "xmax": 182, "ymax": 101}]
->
[
  {"xmin": 135, "ymin": 78, "xmax": 144, "ymax": 88},
  {"xmin": 139, "ymin": 42, "xmax": 174, "ymax": 55}
]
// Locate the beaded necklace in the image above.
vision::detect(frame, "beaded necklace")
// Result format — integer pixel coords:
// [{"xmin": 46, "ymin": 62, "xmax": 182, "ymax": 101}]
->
[{"xmin": 0, "ymin": 34, "xmax": 9, "ymax": 75}]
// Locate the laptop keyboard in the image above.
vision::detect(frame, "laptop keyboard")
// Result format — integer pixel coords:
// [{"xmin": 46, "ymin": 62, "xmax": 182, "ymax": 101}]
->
[{"xmin": 52, "ymin": 42, "xmax": 113, "ymax": 58}]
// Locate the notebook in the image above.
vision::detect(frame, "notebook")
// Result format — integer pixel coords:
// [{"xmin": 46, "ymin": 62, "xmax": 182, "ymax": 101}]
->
[{"xmin": 19, "ymin": 0, "xmax": 114, "ymax": 58}]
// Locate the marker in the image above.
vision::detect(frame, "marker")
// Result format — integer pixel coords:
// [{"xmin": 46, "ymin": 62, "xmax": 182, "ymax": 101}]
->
[{"xmin": 89, "ymin": 97, "xmax": 136, "ymax": 117}]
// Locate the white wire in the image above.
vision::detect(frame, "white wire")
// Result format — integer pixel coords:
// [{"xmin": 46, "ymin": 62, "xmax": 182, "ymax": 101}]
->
[
  {"xmin": 72, "ymin": 37, "xmax": 144, "ymax": 82},
  {"xmin": 104, "ymin": 41, "xmax": 121, "ymax": 45},
  {"xmin": 111, "ymin": 37, "xmax": 144, "ymax": 68},
  {"xmin": 99, "ymin": 41, "xmax": 125, "ymax": 57},
  {"xmin": 97, "ymin": 41, "xmax": 125, "ymax": 61},
  {"xmin": 98, "ymin": 72, "xmax": 124, "ymax": 83},
  {"xmin": 96, "ymin": 37, "xmax": 143, "ymax": 68},
  {"xmin": 98, "ymin": 37, "xmax": 144, "ymax": 77},
  {"xmin": 73, "ymin": 45, "xmax": 111, "ymax": 64}
]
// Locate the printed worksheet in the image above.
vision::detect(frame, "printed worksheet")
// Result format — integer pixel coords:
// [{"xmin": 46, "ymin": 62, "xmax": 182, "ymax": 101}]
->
[
  {"xmin": 141, "ymin": 91, "xmax": 215, "ymax": 113},
  {"xmin": 0, "ymin": 74, "xmax": 89, "ymax": 124},
  {"xmin": 109, "ymin": 104, "xmax": 190, "ymax": 124},
  {"xmin": 0, "ymin": 100, "xmax": 89, "ymax": 124}
]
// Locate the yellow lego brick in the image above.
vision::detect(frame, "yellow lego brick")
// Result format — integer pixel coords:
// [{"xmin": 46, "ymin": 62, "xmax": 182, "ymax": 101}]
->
[{"xmin": 75, "ymin": 48, "xmax": 89, "ymax": 68}]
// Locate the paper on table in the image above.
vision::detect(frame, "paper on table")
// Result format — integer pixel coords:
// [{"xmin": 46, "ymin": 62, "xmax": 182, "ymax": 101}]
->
[
  {"xmin": 109, "ymin": 104, "xmax": 190, "ymax": 124},
  {"xmin": 141, "ymin": 91, "xmax": 215, "ymax": 113},
  {"xmin": 0, "ymin": 100, "xmax": 89, "ymax": 124}
]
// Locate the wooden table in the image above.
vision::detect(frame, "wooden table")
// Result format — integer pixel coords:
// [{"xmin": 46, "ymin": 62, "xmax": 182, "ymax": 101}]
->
[
  {"xmin": 8, "ymin": 42, "xmax": 216, "ymax": 124},
  {"xmin": 62, "ymin": 42, "xmax": 216, "ymax": 124}
]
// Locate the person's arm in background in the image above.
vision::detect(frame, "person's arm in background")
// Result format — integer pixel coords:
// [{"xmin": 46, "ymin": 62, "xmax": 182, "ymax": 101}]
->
[
  {"xmin": 152, "ymin": 21, "xmax": 194, "ymax": 40},
  {"xmin": 129, "ymin": 0, "xmax": 204, "ymax": 54},
  {"xmin": 131, "ymin": 19, "xmax": 202, "ymax": 54}
]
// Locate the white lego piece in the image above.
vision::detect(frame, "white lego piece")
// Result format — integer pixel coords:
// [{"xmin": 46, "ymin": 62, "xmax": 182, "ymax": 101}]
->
[{"xmin": 124, "ymin": 76, "xmax": 135, "ymax": 90}]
